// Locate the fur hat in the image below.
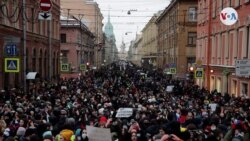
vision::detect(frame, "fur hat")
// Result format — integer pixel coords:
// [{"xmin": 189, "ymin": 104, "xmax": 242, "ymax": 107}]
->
[{"xmin": 16, "ymin": 127, "xmax": 26, "ymax": 136}]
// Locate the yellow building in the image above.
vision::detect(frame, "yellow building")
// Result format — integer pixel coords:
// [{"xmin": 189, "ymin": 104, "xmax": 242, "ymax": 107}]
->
[{"xmin": 141, "ymin": 13, "xmax": 161, "ymax": 69}]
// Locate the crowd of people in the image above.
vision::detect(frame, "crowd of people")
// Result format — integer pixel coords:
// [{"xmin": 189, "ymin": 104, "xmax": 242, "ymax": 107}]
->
[{"xmin": 0, "ymin": 61, "xmax": 250, "ymax": 141}]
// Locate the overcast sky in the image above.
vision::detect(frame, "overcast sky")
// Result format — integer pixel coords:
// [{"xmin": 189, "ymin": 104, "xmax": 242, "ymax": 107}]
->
[{"xmin": 94, "ymin": 0, "xmax": 170, "ymax": 51}]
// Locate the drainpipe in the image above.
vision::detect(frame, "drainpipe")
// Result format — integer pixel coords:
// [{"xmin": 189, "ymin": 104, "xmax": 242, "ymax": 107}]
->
[{"xmin": 22, "ymin": 0, "xmax": 27, "ymax": 94}]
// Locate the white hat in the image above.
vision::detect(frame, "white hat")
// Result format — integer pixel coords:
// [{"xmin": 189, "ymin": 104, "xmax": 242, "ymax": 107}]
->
[{"xmin": 98, "ymin": 108, "xmax": 104, "ymax": 115}]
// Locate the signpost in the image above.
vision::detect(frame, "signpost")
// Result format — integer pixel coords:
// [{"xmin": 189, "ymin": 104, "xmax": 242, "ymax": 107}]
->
[
  {"xmin": 39, "ymin": 0, "xmax": 52, "ymax": 21},
  {"xmin": 81, "ymin": 64, "xmax": 86, "ymax": 71},
  {"xmin": 40, "ymin": 0, "xmax": 52, "ymax": 12},
  {"xmin": 61, "ymin": 64, "xmax": 69, "ymax": 72},
  {"xmin": 38, "ymin": 12, "xmax": 52, "ymax": 20},
  {"xmin": 235, "ymin": 59, "xmax": 250, "ymax": 76},
  {"xmin": 195, "ymin": 68, "xmax": 204, "ymax": 79},
  {"xmin": 5, "ymin": 58, "xmax": 20, "ymax": 73},
  {"xmin": 4, "ymin": 44, "xmax": 18, "ymax": 56}
]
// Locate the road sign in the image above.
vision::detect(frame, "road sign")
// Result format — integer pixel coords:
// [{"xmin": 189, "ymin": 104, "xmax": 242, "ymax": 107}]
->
[
  {"xmin": 40, "ymin": 0, "xmax": 52, "ymax": 12},
  {"xmin": 169, "ymin": 68, "xmax": 176, "ymax": 74},
  {"xmin": 80, "ymin": 64, "xmax": 86, "ymax": 71},
  {"xmin": 235, "ymin": 59, "xmax": 250, "ymax": 76},
  {"xmin": 196, "ymin": 59, "xmax": 202, "ymax": 66},
  {"xmin": 61, "ymin": 64, "xmax": 69, "ymax": 72},
  {"xmin": 169, "ymin": 63, "xmax": 176, "ymax": 67},
  {"xmin": 4, "ymin": 58, "xmax": 20, "ymax": 73},
  {"xmin": 5, "ymin": 44, "xmax": 18, "ymax": 56},
  {"xmin": 38, "ymin": 12, "xmax": 52, "ymax": 20},
  {"xmin": 195, "ymin": 68, "xmax": 204, "ymax": 79}
]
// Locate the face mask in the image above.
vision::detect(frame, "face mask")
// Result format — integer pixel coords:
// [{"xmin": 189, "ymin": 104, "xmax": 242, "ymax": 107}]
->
[
  {"xmin": 211, "ymin": 125, "xmax": 216, "ymax": 131},
  {"xmin": 82, "ymin": 133, "xmax": 87, "ymax": 139}
]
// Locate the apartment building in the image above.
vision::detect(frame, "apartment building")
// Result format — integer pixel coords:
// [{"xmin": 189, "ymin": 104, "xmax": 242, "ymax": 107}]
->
[
  {"xmin": 197, "ymin": 0, "xmax": 250, "ymax": 96},
  {"xmin": 156, "ymin": 0, "xmax": 197, "ymax": 78},
  {"xmin": 0, "ymin": 0, "xmax": 60, "ymax": 90},
  {"xmin": 61, "ymin": 0, "xmax": 104, "ymax": 68},
  {"xmin": 60, "ymin": 16, "xmax": 95, "ymax": 78}
]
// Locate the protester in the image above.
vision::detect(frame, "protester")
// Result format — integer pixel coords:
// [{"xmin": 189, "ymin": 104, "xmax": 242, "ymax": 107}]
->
[{"xmin": 0, "ymin": 61, "xmax": 250, "ymax": 141}]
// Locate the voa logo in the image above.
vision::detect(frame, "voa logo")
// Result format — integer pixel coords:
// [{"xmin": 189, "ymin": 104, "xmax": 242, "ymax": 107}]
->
[{"xmin": 220, "ymin": 7, "xmax": 238, "ymax": 26}]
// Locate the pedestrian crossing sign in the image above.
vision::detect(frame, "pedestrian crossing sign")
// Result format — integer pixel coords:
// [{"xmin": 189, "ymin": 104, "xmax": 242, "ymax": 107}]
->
[
  {"xmin": 61, "ymin": 64, "xmax": 69, "ymax": 72},
  {"xmin": 80, "ymin": 64, "xmax": 86, "ymax": 71},
  {"xmin": 169, "ymin": 68, "xmax": 176, "ymax": 74},
  {"xmin": 4, "ymin": 58, "xmax": 20, "ymax": 72},
  {"xmin": 195, "ymin": 68, "xmax": 204, "ymax": 79}
]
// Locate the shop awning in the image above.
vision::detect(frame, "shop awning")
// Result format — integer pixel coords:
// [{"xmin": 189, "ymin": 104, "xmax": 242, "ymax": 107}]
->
[{"xmin": 26, "ymin": 72, "xmax": 39, "ymax": 80}]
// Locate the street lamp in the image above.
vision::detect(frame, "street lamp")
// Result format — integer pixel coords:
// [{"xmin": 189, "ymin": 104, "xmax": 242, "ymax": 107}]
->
[
  {"xmin": 125, "ymin": 32, "xmax": 132, "ymax": 35},
  {"xmin": 189, "ymin": 66, "xmax": 194, "ymax": 72},
  {"xmin": 127, "ymin": 9, "xmax": 137, "ymax": 15}
]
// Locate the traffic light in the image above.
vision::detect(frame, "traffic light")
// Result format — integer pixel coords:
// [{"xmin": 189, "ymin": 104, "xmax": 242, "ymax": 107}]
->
[
  {"xmin": 86, "ymin": 62, "xmax": 90, "ymax": 69},
  {"xmin": 186, "ymin": 67, "xmax": 194, "ymax": 80},
  {"xmin": 186, "ymin": 71, "xmax": 194, "ymax": 80},
  {"xmin": 189, "ymin": 72, "xmax": 194, "ymax": 80}
]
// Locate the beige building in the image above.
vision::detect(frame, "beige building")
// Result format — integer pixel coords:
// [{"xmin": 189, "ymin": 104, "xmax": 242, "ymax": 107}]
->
[
  {"xmin": 129, "ymin": 34, "xmax": 142, "ymax": 66},
  {"xmin": 156, "ymin": 0, "xmax": 197, "ymax": 78},
  {"xmin": 141, "ymin": 13, "xmax": 161, "ymax": 69},
  {"xmin": 61, "ymin": 0, "xmax": 104, "ymax": 68}
]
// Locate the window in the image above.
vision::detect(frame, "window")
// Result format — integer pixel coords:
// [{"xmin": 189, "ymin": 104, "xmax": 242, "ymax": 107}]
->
[
  {"xmin": 188, "ymin": 32, "xmax": 197, "ymax": 46},
  {"xmin": 235, "ymin": 0, "xmax": 240, "ymax": 7},
  {"xmin": 212, "ymin": 0, "xmax": 217, "ymax": 18},
  {"xmin": 232, "ymin": 80, "xmax": 237, "ymax": 96},
  {"xmin": 241, "ymin": 83, "xmax": 248, "ymax": 96},
  {"xmin": 188, "ymin": 7, "xmax": 197, "ymax": 22},
  {"xmin": 187, "ymin": 57, "xmax": 196, "ymax": 67},
  {"xmin": 60, "ymin": 34, "xmax": 66, "ymax": 43},
  {"xmin": 61, "ymin": 51, "xmax": 68, "ymax": 63}
]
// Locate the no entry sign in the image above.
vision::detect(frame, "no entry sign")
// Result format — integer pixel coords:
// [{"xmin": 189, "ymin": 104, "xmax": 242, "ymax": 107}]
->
[{"xmin": 40, "ymin": 0, "xmax": 52, "ymax": 12}]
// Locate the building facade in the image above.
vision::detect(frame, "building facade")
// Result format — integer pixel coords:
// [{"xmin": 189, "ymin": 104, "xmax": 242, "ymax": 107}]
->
[
  {"xmin": 197, "ymin": 0, "xmax": 250, "ymax": 96},
  {"xmin": 141, "ymin": 13, "xmax": 161, "ymax": 69},
  {"xmin": 119, "ymin": 41, "xmax": 127, "ymax": 61},
  {"xmin": 156, "ymin": 0, "xmax": 197, "ymax": 78},
  {"xmin": 0, "ymin": 0, "xmax": 60, "ymax": 90},
  {"xmin": 61, "ymin": 0, "xmax": 104, "ymax": 68},
  {"xmin": 60, "ymin": 16, "xmax": 95, "ymax": 77},
  {"xmin": 132, "ymin": 34, "xmax": 143, "ymax": 66}
]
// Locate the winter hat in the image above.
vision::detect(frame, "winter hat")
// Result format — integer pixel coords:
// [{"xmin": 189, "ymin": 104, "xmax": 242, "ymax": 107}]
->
[
  {"xmin": 43, "ymin": 131, "xmax": 53, "ymax": 139},
  {"xmin": 99, "ymin": 116, "xmax": 107, "ymax": 124},
  {"xmin": 75, "ymin": 129, "xmax": 81, "ymax": 136},
  {"xmin": 3, "ymin": 128, "xmax": 10, "ymax": 137},
  {"xmin": 98, "ymin": 108, "xmax": 105, "ymax": 115},
  {"xmin": 16, "ymin": 127, "xmax": 26, "ymax": 136},
  {"xmin": 60, "ymin": 129, "xmax": 74, "ymax": 141}
]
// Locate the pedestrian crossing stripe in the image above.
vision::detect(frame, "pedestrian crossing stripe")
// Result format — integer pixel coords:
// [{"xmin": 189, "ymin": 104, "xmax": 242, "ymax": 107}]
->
[
  {"xmin": 4, "ymin": 58, "xmax": 20, "ymax": 72},
  {"xmin": 61, "ymin": 64, "xmax": 69, "ymax": 72}
]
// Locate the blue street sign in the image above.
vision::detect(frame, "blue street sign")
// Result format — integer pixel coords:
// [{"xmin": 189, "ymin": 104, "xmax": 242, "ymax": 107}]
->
[
  {"xmin": 5, "ymin": 44, "xmax": 18, "ymax": 56},
  {"xmin": 169, "ymin": 63, "xmax": 176, "ymax": 67}
]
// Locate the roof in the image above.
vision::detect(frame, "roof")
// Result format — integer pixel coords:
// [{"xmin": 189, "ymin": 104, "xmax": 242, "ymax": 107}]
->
[{"xmin": 155, "ymin": 0, "xmax": 177, "ymax": 24}]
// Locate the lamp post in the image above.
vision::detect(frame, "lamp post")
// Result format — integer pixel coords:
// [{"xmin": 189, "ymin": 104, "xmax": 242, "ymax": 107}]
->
[
  {"xmin": 22, "ymin": 0, "xmax": 27, "ymax": 94},
  {"xmin": 127, "ymin": 9, "xmax": 137, "ymax": 15}
]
